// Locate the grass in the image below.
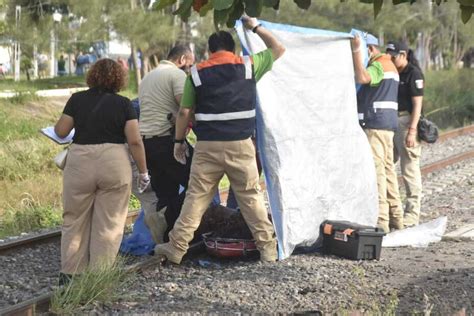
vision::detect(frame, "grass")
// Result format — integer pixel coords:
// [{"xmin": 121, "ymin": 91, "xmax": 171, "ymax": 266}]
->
[
  {"xmin": 50, "ymin": 257, "xmax": 134, "ymax": 314},
  {"xmin": 424, "ymin": 69, "xmax": 474, "ymax": 129},
  {"xmin": 0, "ymin": 76, "xmax": 87, "ymax": 92},
  {"xmin": 0, "ymin": 96, "xmax": 64, "ymax": 237}
]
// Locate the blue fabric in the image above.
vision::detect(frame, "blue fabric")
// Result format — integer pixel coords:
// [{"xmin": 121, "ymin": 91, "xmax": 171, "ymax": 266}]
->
[
  {"xmin": 119, "ymin": 209, "xmax": 155, "ymax": 256},
  {"xmin": 366, "ymin": 33, "xmax": 379, "ymax": 46},
  {"xmin": 120, "ymin": 192, "xmax": 221, "ymax": 256},
  {"xmin": 131, "ymin": 98, "xmax": 140, "ymax": 120}
]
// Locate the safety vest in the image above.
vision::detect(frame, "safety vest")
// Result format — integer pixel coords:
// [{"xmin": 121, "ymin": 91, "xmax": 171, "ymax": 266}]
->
[
  {"xmin": 190, "ymin": 51, "xmax": 256, "ymax": 141},
  {"xmin": 357, "ymin": 54, "xmax": 399, "ymax": 131}
]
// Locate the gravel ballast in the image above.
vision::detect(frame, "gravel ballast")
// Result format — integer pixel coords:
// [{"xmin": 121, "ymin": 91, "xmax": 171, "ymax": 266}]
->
[{"xmin": 0, "ymin": 138, "xmax": 472, "ymax": 313}]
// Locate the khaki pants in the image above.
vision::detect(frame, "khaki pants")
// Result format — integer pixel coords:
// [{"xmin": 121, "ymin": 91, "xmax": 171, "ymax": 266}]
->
[
  {"xmin": 168, "ymin": 139, "xmax": 276, "ymax": 257},
  {"xmin": 364, "ymin": 129, "xmax": 404, "ymax": 231},
  {"xmin": 394, "ymin": 115, "xmax": 422, "ymax": 226},
  {"xmin": 61, "ymin": 144, "xmax": 132, "ymax": 274}
]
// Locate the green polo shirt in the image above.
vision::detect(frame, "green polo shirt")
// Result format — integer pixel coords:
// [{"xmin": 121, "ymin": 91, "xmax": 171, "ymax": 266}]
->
[
  {"xmin": 367, "ymin": 53, "xmax": 385, "ymax": 87},
  {"xmin": 181, "ymin": 49, "xmax": 274, "ymax": 109}
]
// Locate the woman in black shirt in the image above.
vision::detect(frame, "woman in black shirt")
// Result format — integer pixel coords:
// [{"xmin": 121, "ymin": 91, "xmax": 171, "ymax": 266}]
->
[
  {"xmin": 386, "ymin": 42, "xmax": 424, "ymax": 228},
  {"xmin": 54, "ymin": 59, "xmax": 149, "ymax": 284}
]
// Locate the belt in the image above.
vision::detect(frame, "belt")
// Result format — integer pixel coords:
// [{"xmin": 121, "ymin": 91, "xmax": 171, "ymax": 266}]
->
[
  {"xmin": 398, "ymin": 111, "xmax": 410, "ymax": 117},
  {"xmin": 142, "ymin": 134, "xmax": 171, "ymax": 140}
]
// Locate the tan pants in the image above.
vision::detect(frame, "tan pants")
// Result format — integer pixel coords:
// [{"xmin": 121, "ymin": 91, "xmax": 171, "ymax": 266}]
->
[
  {"xmin": 61, "ymin": 143, "xmax": 132, "ymax": 274},
  {"xmin": 168, "ymin": 139, "xmax": 276, "ymax": 257},
  {"xmin": 394, "ymin": 115, "xmax": 422, "ymax": 226},
  {"xmin": 364, "ymin": 129, "xmax": 404, "ymax": 232}
]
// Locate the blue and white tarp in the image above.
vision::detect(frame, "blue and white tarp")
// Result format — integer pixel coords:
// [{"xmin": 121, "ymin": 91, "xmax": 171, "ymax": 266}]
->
[{"xmin": 236, "ymin": 21, "xmax": 378, "ymax": 260}]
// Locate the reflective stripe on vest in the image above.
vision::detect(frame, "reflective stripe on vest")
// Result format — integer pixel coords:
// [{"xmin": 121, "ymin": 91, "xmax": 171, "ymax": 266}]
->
[
  {"xmin": 195, "ymin": 109, "xmax": 256, "ymax": 121},
  {"xmin": 191, "ymin": 65, "xmax": 202, "ymax": 87},
  {"xmin": 243, "ymin": 55, "xmax": 252, "ymax": 80},
  {"xmin": 373, "ymin": 101, "xmax": 398, "ymax": 110}
]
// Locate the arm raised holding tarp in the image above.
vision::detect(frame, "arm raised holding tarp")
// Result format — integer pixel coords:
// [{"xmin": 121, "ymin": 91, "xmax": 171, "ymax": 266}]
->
[{"xmin": 241, "ymin": 16, "xmax": 286, "ymax": 61}]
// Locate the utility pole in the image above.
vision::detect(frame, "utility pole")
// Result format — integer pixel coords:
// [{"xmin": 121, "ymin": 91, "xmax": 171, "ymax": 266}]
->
[
  {"xmin": 130, "ymin": 0, "xmax": 141, "ymax": 86},
  {"xmin": 14, "ymin": 6, "xmax": 21, "ymax": 82},
  {"xmin": 33, "ymin": 32, "xmax": 38, "ymax": 79},
  {"xmin": 50, "ymin": 29, "xmax": 55, "ymax": 78}
]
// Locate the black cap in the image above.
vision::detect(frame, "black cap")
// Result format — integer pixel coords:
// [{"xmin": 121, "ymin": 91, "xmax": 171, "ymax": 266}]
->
[{"xmin": 386, "ymin": 41, "xmax": 409, "ymax": 56}]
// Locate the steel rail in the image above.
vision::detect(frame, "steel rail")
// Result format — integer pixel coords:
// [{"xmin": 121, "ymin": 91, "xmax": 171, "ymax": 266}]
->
[
  {"xmin": 0, "ymin": 241, "xmax": 204, "ymax": 316},
  {"xmin": 437, "ymin": 124, "xmax": 474, "ymax": 142},
  {"xmin": 0, "ymin": 210, "xmax": 140, "ymax": 255}
]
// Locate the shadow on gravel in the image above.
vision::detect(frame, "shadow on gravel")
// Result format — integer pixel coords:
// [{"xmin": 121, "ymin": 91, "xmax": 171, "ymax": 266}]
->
[{"xmin": 396, "ymin": 267, "xmax": 473, "ymax": 314}]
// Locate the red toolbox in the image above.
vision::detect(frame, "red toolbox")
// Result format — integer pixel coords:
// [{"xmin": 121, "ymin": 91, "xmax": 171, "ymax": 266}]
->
[{"xmin": 321, "ymin": 220, "xmax": 386, "ymax": 260}]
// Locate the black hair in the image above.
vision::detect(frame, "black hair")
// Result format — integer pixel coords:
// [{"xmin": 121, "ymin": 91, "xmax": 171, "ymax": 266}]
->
[
  {"xmin": 167, "ymin": 44, "xmax": 192, "ymax": 61},
  {"xmin": 208, "ymin": 31, "xmax": 235, "ymax": 53},
  {"xmin": 407, "ymin": 49, "xmax": 422, "ymax": 71}
]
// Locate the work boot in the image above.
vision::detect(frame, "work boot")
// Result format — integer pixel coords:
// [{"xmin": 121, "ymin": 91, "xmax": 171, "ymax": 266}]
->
[
  {"xmin": 389, "ymin": 218, "xmax": 404, "ymax": 231},
  {"xmin": 259, "ymin": 241, "xmax": 278, "ymax": 262},
  {"xmin": 377, "ymin": 221, "xmax": 390, "ymax": 234},
  {"xmin": 260, "ymin": 250, "xmax": 278, "ymax": 262},
  {"xmin": 154, "ymin": 242, "xmax": 185, "ymax": 265}
]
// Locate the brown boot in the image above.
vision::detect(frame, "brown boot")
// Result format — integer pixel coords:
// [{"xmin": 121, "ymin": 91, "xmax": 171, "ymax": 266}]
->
[
  {"xmin": 259, "ymin": 240, "xmax": 278, "ymax": 262},
  {"xmin": 377, "ymin": 222, "xmax": 390, "ymax": 234},
  {"xmin": 154, "ymin": 243, "xmax": 185, "ymax": 264},
  {"xmin": 260, "ymin": 250, "xmax": 278, "ymax": 262},
  {"xmin": 389, "ymin": 217, "xmax": 404, "ymax": 231}
]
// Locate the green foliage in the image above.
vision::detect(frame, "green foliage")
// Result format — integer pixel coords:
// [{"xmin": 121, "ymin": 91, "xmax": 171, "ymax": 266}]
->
[
  {"xmin": 153, "ymin": 0, "xmax": 474, "ymax": 26},
  {"xmin": 128, "ymin": 194, "xmax": 141, "ymax": 211},
  {"xmin": 51, "ymin": 258, "xmax": 134, "ymax": 314},
  {"xmin": 0, "ymin": 77, "xmax": 87, "ymax": 93},
  {"xmin": 424, "ymin": 69, "xmax": 474, "ymax": 129},
  {"xmin": 0, "ymin": 196, "xmax": 62, "ymax": 238}
]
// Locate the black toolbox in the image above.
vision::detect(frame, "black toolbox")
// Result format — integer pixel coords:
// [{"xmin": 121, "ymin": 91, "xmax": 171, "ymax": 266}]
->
[{"xmin": 321, "ymin": 220, "xmax": 386, "ymax": 260}]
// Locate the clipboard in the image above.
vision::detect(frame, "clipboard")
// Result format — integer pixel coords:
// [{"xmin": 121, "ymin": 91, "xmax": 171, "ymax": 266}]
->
[{"xmin": 40, "ymin": 126, "xmax": 75, "ymax": 145}]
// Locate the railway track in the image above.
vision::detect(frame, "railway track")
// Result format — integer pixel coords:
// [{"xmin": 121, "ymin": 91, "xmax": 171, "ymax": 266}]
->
[
  {"xmin": 0, "ymin": 210, "xmax": 140, "ymax": 256},
  {"xmin": 1, "ymin": 124, "xmax": 472, "ymax": 316}
]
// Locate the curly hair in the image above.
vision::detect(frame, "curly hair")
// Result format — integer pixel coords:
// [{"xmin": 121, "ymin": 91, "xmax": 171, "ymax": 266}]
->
[{"xmin": 86, "ymin": 58, "xmax": 127, "ymax": 93}]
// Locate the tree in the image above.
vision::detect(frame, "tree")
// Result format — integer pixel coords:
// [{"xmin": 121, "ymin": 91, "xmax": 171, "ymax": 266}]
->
[{"xmin": 152, "ymin": 0, "xmax": 473, "ymax": 27}]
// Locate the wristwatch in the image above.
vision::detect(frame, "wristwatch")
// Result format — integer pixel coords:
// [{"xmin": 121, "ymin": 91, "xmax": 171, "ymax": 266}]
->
[
  {"xmin": 174, "ymin": 139, "xmax": 185, "ymax": 144},
  {"xmin": 252, "ymin": 24, "xmax": 262, "ymax": 33}
]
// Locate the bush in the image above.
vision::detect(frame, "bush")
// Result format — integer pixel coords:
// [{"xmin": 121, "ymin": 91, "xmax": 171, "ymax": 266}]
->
[
  {"xmin": 0, "ymin": 195, "xmax": 62, "ymax": 238},
  {"xmin": 424, "ymin": 69, "xmax": 474, "ymax": 130}
]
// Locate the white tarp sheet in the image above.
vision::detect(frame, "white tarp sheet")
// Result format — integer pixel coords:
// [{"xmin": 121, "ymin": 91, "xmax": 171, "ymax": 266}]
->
[
  {"xmin": 236, "ymin": 21, "xmax": 379, "ymax": 259},
  {"xmin": 382, "ymin": 217, "xmax": 448, "ymax": 248}
]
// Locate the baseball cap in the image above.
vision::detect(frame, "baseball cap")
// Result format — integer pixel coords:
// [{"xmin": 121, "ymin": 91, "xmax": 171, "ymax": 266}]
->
[
  {"xmin": 386, "ymin": 41, "xmax": 409, "ymax": 56},
  {"xmin": 366, "ymin": 34, "xmax": 379, "ymax": 46}
]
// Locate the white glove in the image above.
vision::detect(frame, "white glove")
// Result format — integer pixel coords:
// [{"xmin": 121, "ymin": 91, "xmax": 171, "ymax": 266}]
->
[
  {"xmin": 174, "ymin": 142, "xmax": 189, "ymax": 165},
  {"xmin": 138, "ymin": 172, "xmax": 150, "ymax": 194}
]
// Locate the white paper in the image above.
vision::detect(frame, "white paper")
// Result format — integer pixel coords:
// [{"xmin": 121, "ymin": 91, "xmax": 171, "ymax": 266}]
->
[
  {"xmin": 382, "ymin": 217, "xmax": 448, "ymax": 248},
  {"xmin": 40, "ymin": 126, "xmax": 74, "ymax": 145}
]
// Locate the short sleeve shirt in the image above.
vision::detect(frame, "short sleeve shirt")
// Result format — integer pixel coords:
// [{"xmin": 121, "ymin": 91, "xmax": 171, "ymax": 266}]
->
[
  {"xmin": 63, "ymin": 88, "xmax": 137, "ymax": 144},
  {"xmin": 398, "ymin": 63, "xmax": 424, "ymax": 113},
  {"xmin": 181, "ymin": 49, "xmax": 274, "ymax": 109},
  {"xmin": 139, "ymin": 60, "xmax": 186, "ymax": 136},
  {"xmin": 367, "ymin": 55, "xmax": 385, "ymax": 87}
]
